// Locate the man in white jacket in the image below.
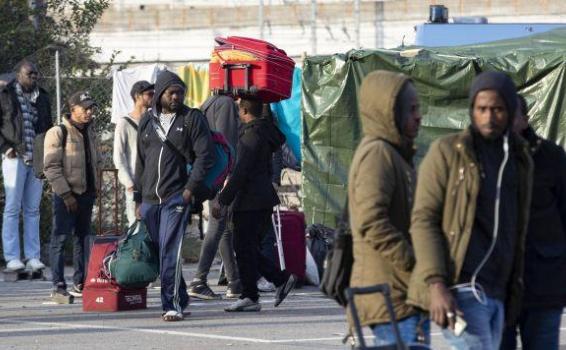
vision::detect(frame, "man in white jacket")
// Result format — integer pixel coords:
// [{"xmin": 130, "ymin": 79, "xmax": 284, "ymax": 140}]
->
[{"xmin": 113, "ymin": 80, "xmax": 154, "ymax": 225}]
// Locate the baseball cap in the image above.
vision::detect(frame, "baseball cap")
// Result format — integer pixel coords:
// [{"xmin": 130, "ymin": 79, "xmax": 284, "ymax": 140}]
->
[
  {"xmin": 68, "ymin": 91, "xmax": 97, "ymax": 109},
  {"xmin": 130, "ymin": 80, "xmax": 155, "ymax": 100}
]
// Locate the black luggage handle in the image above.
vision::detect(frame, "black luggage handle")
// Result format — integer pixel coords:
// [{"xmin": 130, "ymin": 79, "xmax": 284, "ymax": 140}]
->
[
  {"xmin": 221, "ymin": 63, "xmax": 257, "ymax": 96},
  {"xmin": 345, "ymin": 284, "xmax": 407, "ymax": 350}
]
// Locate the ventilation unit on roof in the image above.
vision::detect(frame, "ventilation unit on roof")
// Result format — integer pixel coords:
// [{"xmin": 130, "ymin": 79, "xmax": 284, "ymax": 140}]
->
[{"xmin": 429, "ymin": 5, "xmax": 449, "ymax": 24}]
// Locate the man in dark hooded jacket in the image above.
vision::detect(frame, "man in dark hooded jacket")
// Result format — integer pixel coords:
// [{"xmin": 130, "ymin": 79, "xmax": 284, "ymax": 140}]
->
[
  {"xmin": 500, "ymin": 95, "xmax": 566, "ymax": 350},
  {"xmin": 212, "ymin": 97, "xmax": 297, "ymax": 312},
  {"xmin": 134, "ymin": 70, "xmax": 215, "ymax": 321},
  {"xmin": 407, "ymin": 72, "xmax": 533, "ymax": 349}
]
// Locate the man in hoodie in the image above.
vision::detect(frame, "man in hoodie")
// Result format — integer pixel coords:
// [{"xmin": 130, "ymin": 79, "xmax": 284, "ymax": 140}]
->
[
  {"xmin": 347, "ymin": 70, "xmax": 427, "ymax": 346},
  {"xmin": 44, "ymin": 91, "xmax": 100, "ymax": 303},
  {"xmin": 113, "ymin": 80, "xmax": 154, "ymax": 226},
  {"xmin": 408, "ymin": 72, "xmax": 533, "ymax": 350},
  {"xmin": 500, "ymin": 95, "xmax": 566, "ymax": 350},
  {"xmin": 134, "ymin": 70, "xmax": 215, "ymax": 321},
  {"xmin": 212, "ymin": 97, "xmax": 297, "ymax": 312},
  {"xmin": 188, "ymin": 93, "xmax": 241, "ymax": 300},
  {"xmin": 1, "ymin": 60, "xmax": 52, "ymax": 273}
]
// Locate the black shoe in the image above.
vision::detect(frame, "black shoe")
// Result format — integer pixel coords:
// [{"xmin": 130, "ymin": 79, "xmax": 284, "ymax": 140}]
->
[
  {"xmin": 69, "ymin": 284, "xmax": 83, "ymax": 298},
  {"xmin": 188, "ymin": 281, "xmax": 221, "ymax": 300},
  {"xmin": 51, "ymin": 285, "xmax": 74, "ymax": 304},
  {"xmin": 274, "ymin": 274, "xmax": 297, "ymax": 307}
]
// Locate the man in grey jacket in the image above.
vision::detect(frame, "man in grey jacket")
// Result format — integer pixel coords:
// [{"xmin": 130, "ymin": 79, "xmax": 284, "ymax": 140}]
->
[
  {"xmin": 188, "ymin": 94, "xmax": 242, "ymax": 300},
  {"xmin": 113, "ymin": 80, "xmax": 154, "ymax": 226}
]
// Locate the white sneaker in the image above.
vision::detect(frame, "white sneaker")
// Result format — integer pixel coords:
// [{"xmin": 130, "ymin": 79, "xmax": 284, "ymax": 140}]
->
[
  {"xmin": 26, "ymin": 258, "xmax": 46, "ymax": 272},
  {"xmin": 257, "ymin": 277, "xmax": 276, "ymax": 292},
  {"xmin": 224, "ymin": 297, "xmax": 261, "ymax": 312},
  {"xmin": 162, "ymin": 310, "xmax": 184, "ymax": 322},
  {"xmin": 6, "ymin": 259, "xmax": 25, "ymax": 271}
]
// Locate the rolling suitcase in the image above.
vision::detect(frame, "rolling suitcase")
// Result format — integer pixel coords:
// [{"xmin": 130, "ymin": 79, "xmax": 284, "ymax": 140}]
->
[
  {"xmin": 83, "ymin": 169, "xmax": 147, "ymax": 312},
  {"xmin": 272, "ymin": 208, "xmax": 306, "ymax": 280},
  {"xmin": 346, "ymin": 284, "xmax": 431, "ymax": 350},
  {"xmin": 209, "ymin": 36, "xmax": 295, "ymax": 102}
]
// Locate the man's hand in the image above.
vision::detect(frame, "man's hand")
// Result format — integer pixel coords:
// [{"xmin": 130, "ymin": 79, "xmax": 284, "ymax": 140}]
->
[
  {"xmin": 5, "ymin": 148, "xmax": 16, "ymax": 159},
  {"xmin": 63, "ymin": 195, "xmax": 78, "ymax": 213},
  {"xmin": 429, "ymin": 281, "xmax": 462, "ymax": 330},
  {"xmin": 135, "ymin": 202, "xmax": 142, "ymax": 220},
  {"xmin": 182, "ymin": 189, "xmax": 192, "ymax": 205},
  {"xmin": 127, "ymin": 186, "xmax": 134, "ymax": 193},
  {"xmin": 211, "ymin": 203, "xmax": 225, "ymax": 219}
]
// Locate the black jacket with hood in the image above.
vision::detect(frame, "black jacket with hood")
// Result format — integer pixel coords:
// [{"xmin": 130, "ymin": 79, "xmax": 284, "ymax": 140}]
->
[
  {"xmin": 218, "ymin": 117, "xmax": 285, "ymax": 211},
  {"xmin": 134, "ymin": 71, "xmax": 215, "ymax": 205},
  {"xmin": 0, "ymin": 81, "xmax": 52, "ymax": 155},
  {"xmin": 521, "ymin": 126, "xmax": 566, "ymax": 308}
]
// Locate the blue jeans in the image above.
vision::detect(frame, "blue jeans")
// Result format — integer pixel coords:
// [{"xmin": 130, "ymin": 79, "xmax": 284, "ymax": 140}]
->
[
  {"xmin": 442, "ymin": 289, "xmax": 505, "ymax": 350},
  {"xmin": 2, "ymin": 156, "xmax": 43, "ymax": 262},
  {"xmin": 50, "ymin": 193, "xmax": 95, "ymax": 287},
  {"xmin": 501, "ymin": 307, "xmax": 563, "ymax": 350},
  {"xmin": 372, "ymin": 313, "xmax": 431, "ymax": 346},
  {"xmin": 141, "ymin": 193, "xmax": 190, "ymax": 313}
]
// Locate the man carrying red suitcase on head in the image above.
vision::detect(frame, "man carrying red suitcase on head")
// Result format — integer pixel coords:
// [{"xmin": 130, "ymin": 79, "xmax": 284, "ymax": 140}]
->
[
  {"xmin": 212, "ymin": 97, "xmax": 297, "ymax": 312},
  {"xmin": 134, "ymin": 70, "xmax": 215, "ymax": 321}
]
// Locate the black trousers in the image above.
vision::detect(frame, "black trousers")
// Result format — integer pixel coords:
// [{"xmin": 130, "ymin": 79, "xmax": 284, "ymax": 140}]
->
[{"xmin": 233, "ymin": 209, "xmax": 287, "ymax": 301}]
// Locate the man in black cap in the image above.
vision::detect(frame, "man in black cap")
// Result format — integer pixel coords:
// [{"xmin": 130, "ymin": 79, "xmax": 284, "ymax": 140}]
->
[
  {"xmin": 44, "ymin": 91, "xmax": 100, "ymax": 303},
  {"xmin": 408, "ymin": 71, "xmax": 533, "ymax": 349},
  {"xmin": 134, "ymin": 70, "xmax": 215, "ymax": 321},
  {"xmin": 113, "ymin": 80, "xmax": 154, "ymax": 226}
]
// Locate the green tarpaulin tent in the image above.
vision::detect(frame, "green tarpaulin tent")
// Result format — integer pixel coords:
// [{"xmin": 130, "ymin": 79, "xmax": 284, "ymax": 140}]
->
[{"xmin": 302, "ymin": 28, "xmax": 566, "ymax": 227}]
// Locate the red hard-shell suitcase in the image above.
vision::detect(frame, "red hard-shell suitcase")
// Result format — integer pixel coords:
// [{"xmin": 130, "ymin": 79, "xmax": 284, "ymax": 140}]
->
[
  {"xmin": 273, "ymin": 209, "xmax": 306, "ymax": 280},
  {"xmin": 209, "ymin": 36, "xmax": 295, "ymax": 103},
  {"xmin": 83, "ymin": 169, "xmax": 146, "ymax": 312}
]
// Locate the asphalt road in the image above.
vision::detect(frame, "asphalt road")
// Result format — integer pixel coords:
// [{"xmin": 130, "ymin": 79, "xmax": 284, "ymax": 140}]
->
[{"xmin": 0, "ymin": 265, "xmax": 565, "ymax": 350}]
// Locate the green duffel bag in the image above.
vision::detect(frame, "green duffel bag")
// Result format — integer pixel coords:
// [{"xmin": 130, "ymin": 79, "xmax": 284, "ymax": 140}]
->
[{"xmin": 109, "ymin": 220, "xmax": 159, "ymax": 288}]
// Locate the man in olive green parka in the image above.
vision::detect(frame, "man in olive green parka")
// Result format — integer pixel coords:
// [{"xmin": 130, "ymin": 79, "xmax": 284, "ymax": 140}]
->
[
  {"xmin": 348, "ymin": 70, "xmax": 427, "ymax": 346},
  {"xmin": 407, "ymin": 72, "xmax": 533, "ymax": 350}
]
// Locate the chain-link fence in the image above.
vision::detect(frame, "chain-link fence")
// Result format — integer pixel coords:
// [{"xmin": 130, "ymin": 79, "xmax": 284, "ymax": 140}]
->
[{"xmin": 0, "ymin": 63, "xmax": 123, "ymax": 263}]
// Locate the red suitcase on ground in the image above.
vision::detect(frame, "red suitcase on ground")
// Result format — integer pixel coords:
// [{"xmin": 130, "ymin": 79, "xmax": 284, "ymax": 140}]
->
[
  {"xmin": 209, "ymin": 36, "xmax": 295, "ymax": 103},
  {"xmin": 273, "ymin": 209, "xmax": 306, "ymax": 280},
  {"xmin": 82, "ymin": 169, "xmax": 147, "ymax": 312}
]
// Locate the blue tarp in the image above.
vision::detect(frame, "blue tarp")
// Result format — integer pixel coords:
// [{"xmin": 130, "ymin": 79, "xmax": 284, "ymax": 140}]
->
[{"xmin": 271, "ymin": 67, "xmax": 302, "ymax": 163}]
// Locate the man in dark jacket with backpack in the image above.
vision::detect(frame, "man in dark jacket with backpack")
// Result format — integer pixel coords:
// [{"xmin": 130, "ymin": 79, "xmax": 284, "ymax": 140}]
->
[
  {"xmin": 188, "ymin": 94, "xmax": 242, "ymax": 300},
  {"xmin": 134, "ymin": 70, "xmax": 215, "ymax": 321},
  {"xmin": 212, "ymin": 97, "xmax": 297, "ymax": 312}
]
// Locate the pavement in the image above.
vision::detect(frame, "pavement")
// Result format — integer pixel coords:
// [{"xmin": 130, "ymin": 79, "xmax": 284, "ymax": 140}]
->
[{"xmin": 0, "ymin": 264, "xmax": 565, "ymax": 350}]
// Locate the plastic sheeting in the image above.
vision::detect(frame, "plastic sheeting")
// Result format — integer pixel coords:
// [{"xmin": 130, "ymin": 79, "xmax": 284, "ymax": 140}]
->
[
  {"xmin": 271, "ymin": 68, "xmax": 302, "ymax": 163},
  {"xmin": 302, "ymin": 28, "xmax": 566, "ymax": 227}
]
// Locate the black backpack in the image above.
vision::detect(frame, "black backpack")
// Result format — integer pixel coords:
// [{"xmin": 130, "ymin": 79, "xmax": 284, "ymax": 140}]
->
[
  {"xmin": 320, "ymin": 199, "xmax": 353, "ymax": 307},
  {"xmin": 32, "ymin": 124, "xmax": 67, "ymax": 179}
]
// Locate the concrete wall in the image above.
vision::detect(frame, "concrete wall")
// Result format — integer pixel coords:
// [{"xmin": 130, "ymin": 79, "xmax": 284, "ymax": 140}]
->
[{"xmin": 90, "ymin": 0, "xmax": 566, "ymax": 63}]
